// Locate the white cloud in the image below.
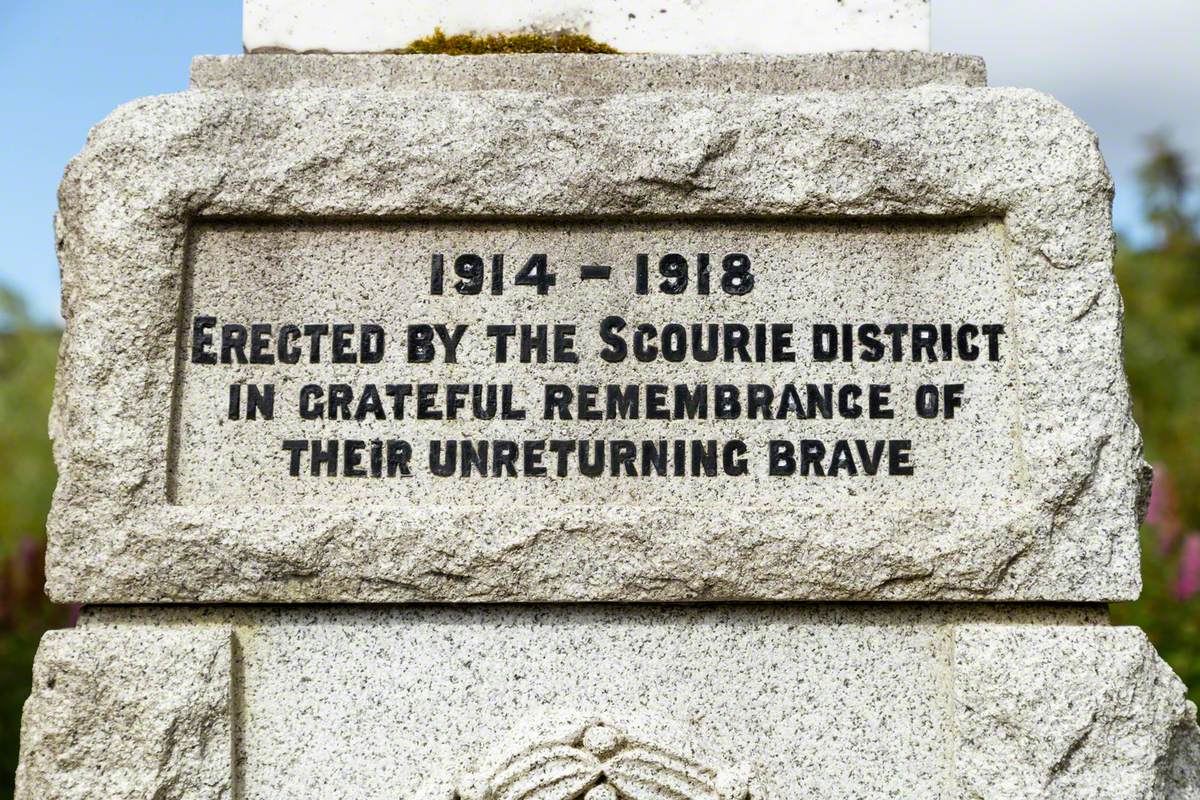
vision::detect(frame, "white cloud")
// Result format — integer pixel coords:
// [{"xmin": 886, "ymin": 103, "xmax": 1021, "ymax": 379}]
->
[{"xmin": 934, "ymin": 0, "xmax": 1200, "ymax": 240}]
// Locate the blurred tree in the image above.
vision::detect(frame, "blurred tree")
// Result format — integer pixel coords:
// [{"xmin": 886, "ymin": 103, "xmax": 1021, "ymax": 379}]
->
[
  {"xmin": 1138, "ymin": 132, "xmax": 1197, "ymax": 249},
  {"xmin": 0, "ymin": 288, "xmax": 59, "ymax": 560},
  {"xmin": 1111, "ymin": 134, "xmax": 1200, "ymax": 706},
  {"xmin": 1117, "ymin": 136, "xmax": 1200, "ymax": 527}
]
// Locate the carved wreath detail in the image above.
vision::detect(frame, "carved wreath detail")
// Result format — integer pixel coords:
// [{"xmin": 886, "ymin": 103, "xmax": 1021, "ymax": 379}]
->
[{"xmin": 454, "ymin": 721, "xmax": 752, "ymax": 800}]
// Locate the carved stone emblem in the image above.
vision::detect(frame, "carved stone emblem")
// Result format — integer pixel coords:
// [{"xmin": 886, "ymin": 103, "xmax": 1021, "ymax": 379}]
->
[{"xmin": 454, "ymin": 720, "xmax": 754, "ymax": 800}]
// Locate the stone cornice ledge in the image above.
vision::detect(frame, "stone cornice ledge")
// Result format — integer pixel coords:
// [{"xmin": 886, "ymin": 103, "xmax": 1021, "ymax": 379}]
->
[{"xmin": 189, "ymin": 52, "xmax": 986, "ymax": 93}]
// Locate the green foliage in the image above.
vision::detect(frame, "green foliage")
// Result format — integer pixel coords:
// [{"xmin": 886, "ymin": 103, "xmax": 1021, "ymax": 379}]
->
[
  {"xmin": 399, "ymin": 27, "xmax": 618, "ymax": 55},
  {"xmin": 1138, "ymin": 131, "xmax": 1197, "ymax": 247},
  {"xmin": 0, "ymin": 289, "xmax": 59, "ymax": 560},
  {"xmin": 1117, "ymin": 239, "xmax": 1200, "ymax": 525},
  {"xmin": 1115, "ymin": 133, "xmax": 1200, "ymax": 527}
]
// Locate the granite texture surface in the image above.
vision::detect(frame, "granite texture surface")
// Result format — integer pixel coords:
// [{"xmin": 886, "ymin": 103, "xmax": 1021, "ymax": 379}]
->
[
  {"xmin": 48, "ymin": 59, "xmax": 1146, "ymax": 603},
  {"xmin": 13, "ymin": 605, "xmax": 1189, "ymax": 799},
  {"xmin": 15, "ymin": 626, "xmax": 233, "ymax": 800},
  {"xmin": 953, "ymin": 625, "xmax": 1200, "ymax": 799},
  {"xmin": 191, "ymin": 52, "xmax": 986, "ymax": 92}
]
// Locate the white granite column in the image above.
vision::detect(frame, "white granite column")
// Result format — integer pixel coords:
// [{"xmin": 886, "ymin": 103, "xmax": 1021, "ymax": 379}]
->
[{"xmin": 243, "ymin": 0, "xmax": 931, "ymax": 54}]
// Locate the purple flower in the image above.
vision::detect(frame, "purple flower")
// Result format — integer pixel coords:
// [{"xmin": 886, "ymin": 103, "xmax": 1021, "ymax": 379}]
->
[
  {"xmin": 0, "ymin": 556, "xmax": 10, "ymax": 628},
  {"xmin": 1175, "ymin": 533, "xmax": 1200, "ymax": 601},
  {"xmin": 1146, "ymin": 465, "xmax": 1182, "ymax": 552}
]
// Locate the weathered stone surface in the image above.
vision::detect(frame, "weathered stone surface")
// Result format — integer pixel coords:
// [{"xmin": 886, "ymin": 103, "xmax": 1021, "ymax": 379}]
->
[
  {"xmin": 954, "ymin": 625, "xmax": 1200, "ymax": 799},
  {"xmin": 243, "ymin": 0, "xmax": 930, "ymax": 55},
  {"xmin": 191, "ymin": 52, "xmax": 987, "ymax": 92},
  {"xmin": 68, "ymin": 605, "xmax": 1200, "ymax": 799},
  {"xmin": 48, "ymin": 59, "xmax": 1146, "ymax": 603},
  {"xmin": 15, "ymin": 626, "xmax": 234, "ymax": 800}
]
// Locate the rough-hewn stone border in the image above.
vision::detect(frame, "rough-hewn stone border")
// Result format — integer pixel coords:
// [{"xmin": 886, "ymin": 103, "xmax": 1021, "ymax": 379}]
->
[
  {"xmin": 16, "ymin": 627, "xmax": 234, "ymax": 800},
  {"xmin": 48, "ymin": 66, "xmax": 1146, "ymax": 602},
  {"xmin": 952, "ymin": 625, "xmax": 1200, "ymax": 798}
]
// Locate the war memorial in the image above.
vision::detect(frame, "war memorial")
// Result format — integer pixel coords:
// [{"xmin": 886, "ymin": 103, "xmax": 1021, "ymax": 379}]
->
[{"xmin": 15, "ymin": 0, "xmax": 1200, "ymax": 797}]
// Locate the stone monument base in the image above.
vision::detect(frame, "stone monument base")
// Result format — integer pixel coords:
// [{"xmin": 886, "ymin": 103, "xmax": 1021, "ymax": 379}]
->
[
  {"xmin": 22, "ymin": 48, "xmax": 1200, "ymax": 800},
  {"xmin": 17, "ymin": 604, "xmax": 1200, "ymax": 798}
]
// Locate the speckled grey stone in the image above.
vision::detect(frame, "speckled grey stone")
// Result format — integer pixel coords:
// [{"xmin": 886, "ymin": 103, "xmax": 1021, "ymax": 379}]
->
[
  {"xmin": 43, "ymin": 604, "xmax": 1194, "ymax": 799},
  {"xmin": 15, "ymin": 626, "xmax": 233, "ymax": 800},
  {"xmin": 48, "ymin": 58, "xmax": 1147, "ymax": 603},
  {"xmin": 189, "ymin": 52, "xmax": 987, "ymax": 93},
  {"xmin": 953, "ymin": 625, "xmax": 1200, "ymax": 799}
]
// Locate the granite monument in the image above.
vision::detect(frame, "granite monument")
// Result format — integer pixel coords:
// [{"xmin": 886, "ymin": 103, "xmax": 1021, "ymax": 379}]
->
[{"xmin": 17, "ymin": 1, "xmax": 1200, "ymax": 797}]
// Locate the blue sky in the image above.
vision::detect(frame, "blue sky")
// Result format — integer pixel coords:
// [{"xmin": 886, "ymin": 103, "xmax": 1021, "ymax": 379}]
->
[
  {"xmin": 0, "ymin": 2, "xmax": 241, "ymax": 322},
  {"xmin": 1, "ymin": 1, "xmax": 1197, "ymax": 323}
]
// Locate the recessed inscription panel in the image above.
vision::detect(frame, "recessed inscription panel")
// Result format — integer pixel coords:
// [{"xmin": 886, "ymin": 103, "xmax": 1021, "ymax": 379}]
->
[{"xmin": 173, "ymin": 219, "xmax": 1017, "ymax": 514}]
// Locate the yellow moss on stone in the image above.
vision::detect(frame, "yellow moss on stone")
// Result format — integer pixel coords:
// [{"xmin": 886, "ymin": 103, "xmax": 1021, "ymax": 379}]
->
[{"xmin": 399, "ymin": 28, "xmax": 618, "ymax": 55}]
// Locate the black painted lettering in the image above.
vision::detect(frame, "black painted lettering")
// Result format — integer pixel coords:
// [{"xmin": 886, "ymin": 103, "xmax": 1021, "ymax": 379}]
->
[
  {"xmin": 407, "ymin": 324, "xmax": 435, "ymax": 363},
  {"xmin": 889, "ymin": 440, "xmax": 914, "ymax": 475},
  {"xmin": 220, "ymin": 324, "xmax": 248, "ymax": 364},
  {"xmin": 487, "ymin": 324, "xmax": 516, "ymax": 363},
  {"xmin": 599, "ymin": 316, "xmax": 627, "ymax": 363},
  {"xmin": 434, "ymin": 324, "xmax": 467, "ymax": 363},
  {"xmin": 361, "ymin": 324, "xmax": 385, "ymax": 363},
  {"xmin": 282, "ymin": 439, "xmax": 307, "ymax": 476},
  {"xmin": 249, "ymin": 324, "xmax": 275, "ymax": 364},
  {"xmin": 191, "ymin": 316, "xmax": 217, "ymax": 364},
  {"xmin": 768, "ymin": 440, "xmax": 795, "ymax": 476}
]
